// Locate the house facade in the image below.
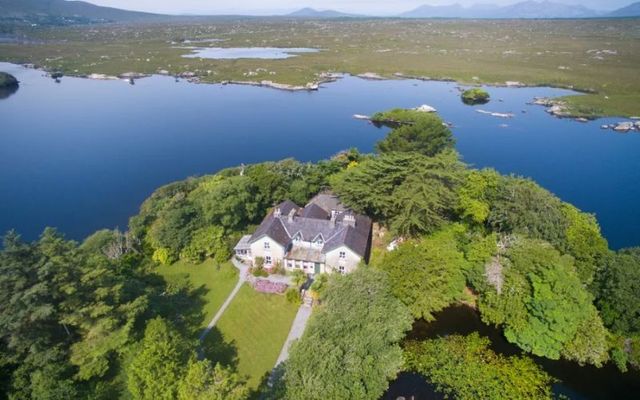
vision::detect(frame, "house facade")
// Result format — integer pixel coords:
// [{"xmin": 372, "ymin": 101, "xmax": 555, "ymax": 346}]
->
[{"xmin": 234, "ymin": 193, "xmax": 372, "ymax": 275}]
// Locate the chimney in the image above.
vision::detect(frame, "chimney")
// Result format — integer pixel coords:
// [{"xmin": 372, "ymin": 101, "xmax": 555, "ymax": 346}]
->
[
  {"xmin": 288, "ymin": 208, "xmax": 296, "ymax": 223},
  {"xmin": 274, "ymin": 207, "xmax": 282, "ymax": 218},
  {"xmin": 343, "ymin": 214, "xmax": 356, "ymax": 228},
  {"xmin": 330, "ymin": 210, "xmax": 337, "ymax": 227}
]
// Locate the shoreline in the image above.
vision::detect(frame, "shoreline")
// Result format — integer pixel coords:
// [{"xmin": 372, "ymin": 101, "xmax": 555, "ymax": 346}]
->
[{"xmin": 8, "ymin": 62, "xmax": 637, "ymax": 124}]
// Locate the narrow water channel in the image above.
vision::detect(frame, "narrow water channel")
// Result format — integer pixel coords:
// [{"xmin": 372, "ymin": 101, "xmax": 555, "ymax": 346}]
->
[{"xmin": 384, "ymin": 305, "xmax": 640, "ymax": 400}]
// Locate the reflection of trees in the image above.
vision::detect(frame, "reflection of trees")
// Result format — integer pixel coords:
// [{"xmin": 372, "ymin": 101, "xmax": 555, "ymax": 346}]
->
[{"xmin": 0, "ymin": 84, "xmax": 18, "ymax": 100}]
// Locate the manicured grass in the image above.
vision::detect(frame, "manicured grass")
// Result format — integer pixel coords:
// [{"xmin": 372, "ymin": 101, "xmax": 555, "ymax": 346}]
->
[
  {"xmin": 156, "ymin": 259, "xmax": 239, "ymax": 332},
  {"xmin": 213, "ymin": 284, "xmax": 299, "ymax": 389}
]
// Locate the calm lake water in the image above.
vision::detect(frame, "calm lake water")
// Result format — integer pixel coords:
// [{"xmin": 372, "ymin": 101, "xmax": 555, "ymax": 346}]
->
[
  {"xmin": 384, "ymin": 306, "xmax": 640, "ymax": 400},
  {"xmin": 181, "ymin": 47, "xmax": 319, "ymax": 59},
  {"xmin": 1, "ymin": 62, "xmax": 639, "ymax": 249}
]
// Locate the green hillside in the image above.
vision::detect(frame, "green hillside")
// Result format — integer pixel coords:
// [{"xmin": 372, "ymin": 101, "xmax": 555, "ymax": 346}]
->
[{"xmin": 0, "ymin": 0, "xmax": 163, "ymax": 23}]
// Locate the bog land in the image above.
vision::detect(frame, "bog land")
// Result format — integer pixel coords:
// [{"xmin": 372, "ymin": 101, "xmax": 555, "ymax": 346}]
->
[{"xmin": 0, "ymin": 18, "xmax": 639, "ymax": 117}]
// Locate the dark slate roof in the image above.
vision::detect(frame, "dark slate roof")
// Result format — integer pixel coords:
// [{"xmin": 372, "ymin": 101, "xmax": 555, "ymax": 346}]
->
[
  {"xmin": 250, "ymin": 214, "xmax": 290, "ymax": 247},
  {"xmin": 323, "ymin": 214, "xmax": 372, "ymax": 257},
  {"xmin": 278, "ymin": 200, "xmax": 300, "ymax": 216},
  {"xmin": 249, "ymin": 196, "xmax": 372, "ymax": 258},
  {"xmin": 300, "ymin": 203, "xmax": 329, "ymax": 219},
  {"xmin": 283, "ymin": 216, "xmax": 337, "ymax": 243},
  {"xmin": 307, "ymin": 193, "xmax": 346, "ymax": 213}
]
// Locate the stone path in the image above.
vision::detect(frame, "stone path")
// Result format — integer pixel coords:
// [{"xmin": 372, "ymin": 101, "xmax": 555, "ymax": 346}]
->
[
  {"xmin": 274, "ymin": 304, "xmax": 313, "ymax": 366},
  {"xmin": 199, "ymin": 258, "xmax": 294, "ymax": 342},
  {"xmin": 198, "ymin": 273, "xmax": 246, "ymax": 342}
]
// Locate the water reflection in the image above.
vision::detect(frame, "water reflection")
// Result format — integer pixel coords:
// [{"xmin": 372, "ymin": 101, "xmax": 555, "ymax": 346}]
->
[
  {"xmin": 0, "ymin": 83, "xmax": 18, "ymax": 100},
  {"xmin": 385, "ymin": 306, "xmax": 640, "ymax": 400},
  {"xmin": 1, "ymin": 62, "xmax": 639, "ymax": 249}
]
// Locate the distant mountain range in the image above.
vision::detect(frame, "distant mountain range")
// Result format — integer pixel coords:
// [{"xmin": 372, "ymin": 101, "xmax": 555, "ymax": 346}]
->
[
  {"xmin": 0, "ymin": 0, "xmax": 162, "ymax": 22},
  {"xmin": 293, "ymin": 2, "xmax": 640, "ymax": 19},
  {"xmin": 1, "ymin": 0, "xmax": 639, "ymax": 25},
  {"xmin": 608, "ymin": 2, "xmax": 640, "ymax": 17},
  {"xmin": 286, "ymin": 7, "xmax": 363, "ymax": 18},
  {"xmin": 399, "ymin": 1, "xmax": 601, "ymax": 19}
]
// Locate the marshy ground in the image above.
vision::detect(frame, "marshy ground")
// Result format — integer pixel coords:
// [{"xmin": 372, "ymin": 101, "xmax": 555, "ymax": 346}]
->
[{"xmin": 1, "ymin": 18, "xmax": 638, "ymax": 117}]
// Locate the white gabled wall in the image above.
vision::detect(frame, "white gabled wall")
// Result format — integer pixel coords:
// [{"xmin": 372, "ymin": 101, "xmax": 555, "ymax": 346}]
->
[
  {"xmin": 325, "ymin": 246, "xmax": 361, "ymax": 274},
  {"xmin": 249, "ymin": 236, "xmax": 286, "ymax": 267}
]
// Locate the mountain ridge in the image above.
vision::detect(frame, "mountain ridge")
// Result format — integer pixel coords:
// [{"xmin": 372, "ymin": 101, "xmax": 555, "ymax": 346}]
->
[
  {"xmin": 0, "ymin": 0, "xmax": 163, "ymax": 22},
  {"xmin": 400, "ymin": 1, "xmax": 604, "ymax": 19},
  {"xmin": 1, "ymin": 0, "xmax": 639, "ymax": 22},
  {"xmin": 286, "ymin": 7, "xmax": 364, "ymax": 18},
  {"xmin": 607, "ymin": 1, "xmax": 640, "ymax": 17}
]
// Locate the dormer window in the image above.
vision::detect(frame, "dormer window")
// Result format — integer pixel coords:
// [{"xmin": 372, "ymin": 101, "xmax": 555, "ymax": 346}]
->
[
  {"xmin": 293, "ymin": 232, "xmax": 303, "ymax": 242},
  {"xmin": 312, "ymin": 234, "xmax": 324, "ymax": 246},
  {"xmin": 264, "ymin": 241, "xmax": 270, "ymax": 249}
]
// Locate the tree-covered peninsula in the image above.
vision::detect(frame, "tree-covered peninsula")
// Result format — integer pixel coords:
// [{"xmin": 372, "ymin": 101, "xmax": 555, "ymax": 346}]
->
[{"xmin": 1, "ymin": 107, "xmax": 639, "ymax": 399}]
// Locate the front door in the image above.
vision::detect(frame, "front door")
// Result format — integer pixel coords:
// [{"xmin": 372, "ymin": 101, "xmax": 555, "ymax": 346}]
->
[{"xmin": 314, "ymin": 263, "xmax": 321, "ymax": 274}]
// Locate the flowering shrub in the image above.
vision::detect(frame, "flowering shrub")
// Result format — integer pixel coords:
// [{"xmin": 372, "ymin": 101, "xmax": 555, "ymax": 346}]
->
[
  {"xmin": 254, "ymin": 279, "xmax": 288, "ymax": 294},
  {"xmin": 251, "ymin": 267, "xmax": 269, "ymax": 277}
]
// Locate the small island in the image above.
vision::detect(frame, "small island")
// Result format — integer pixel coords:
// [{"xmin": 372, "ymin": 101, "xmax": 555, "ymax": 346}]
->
[
  {"xmin": 461, "ymin": 88, "xmax": 490, "ymax": 105},
  {"xmin": 0, "ymin": 72, "xmax": 20, "ymax": 100},
  {"xmin": 0, "ymin": 72, "xmax": 19, "ymax": 88}
]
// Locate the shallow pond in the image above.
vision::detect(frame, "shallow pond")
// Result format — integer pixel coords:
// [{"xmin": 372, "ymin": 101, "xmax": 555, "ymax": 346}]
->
[
  {"xmin": 0, "ymin": 62, "xmax": 639, "ymax": 249},
  {"xmin": 384, "ymin": 305, "xmax": 640, "ymax": 400},
  {"xmin": 181, "ymin": 47, "xmax": 319, "ymax": 59}
]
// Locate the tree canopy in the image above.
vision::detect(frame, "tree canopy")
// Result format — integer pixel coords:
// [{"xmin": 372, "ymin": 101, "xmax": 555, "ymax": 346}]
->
[
  {"xmin": 379, "ymin": 225, "xmax": 468, "ymax": 320},
  {"xmin": 128, "ymin": 317, "xmax": 247, "ymax": 400},
  {"xmin": 477, "ymin": 238, "xmax": 608, "ymax": 365},
  {"xmin": 404, "ymin": 333, "xmax": 553, "ymax": 400},
  {"xmin": 593, "ymin": 250, "xmax": 640, "ymax": 336},
  {"xmin": 283, "ymin": 268, "xmax": 412, "ymax": 400},
  {"xmin": 461, "ymin": 88, "xmax": 490, "ymax": 105},
  {"xmin": 375, "ymin": 112, "xmax": 455, "ymax": 157},
  {"xmin": 330, "ymin": 151, "xmax": 464, "ymax": 236}
]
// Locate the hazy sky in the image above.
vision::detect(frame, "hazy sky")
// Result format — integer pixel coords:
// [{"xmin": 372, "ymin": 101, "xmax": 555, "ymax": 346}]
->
[{"xmin": 83, "ymin": 1, "xmax": 631, "ymax": 15}]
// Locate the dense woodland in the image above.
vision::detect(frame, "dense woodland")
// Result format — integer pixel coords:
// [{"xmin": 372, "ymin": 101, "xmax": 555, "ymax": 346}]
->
[{"xmin": 1, "ymin": 108, "xmax": 639, "ymax": 399}]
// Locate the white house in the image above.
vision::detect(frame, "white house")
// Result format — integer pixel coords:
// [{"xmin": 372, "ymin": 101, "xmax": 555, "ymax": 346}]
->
[{"xmin": 234, "ymin": 193, "xmax": 372, "ymax": 275}]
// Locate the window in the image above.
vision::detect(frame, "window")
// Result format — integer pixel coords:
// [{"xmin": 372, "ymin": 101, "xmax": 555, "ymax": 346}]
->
[
  {"xmin": 339, "ymin": 266, "xmax": 345, "ymax": 274},
  {"xmin": 287, "ymin": 261, "xmax": 293, "ymax": 268},
  {"xmin": 339, "ymin": 251, "xmax": 346, "ymax": 259},
  {"xmin": 264, "ymin": 241, "xmax": 270, "ymax": 249},
  {"xmin": 265, "ymin": 256, "xmax": 272, "ymax": 265}
]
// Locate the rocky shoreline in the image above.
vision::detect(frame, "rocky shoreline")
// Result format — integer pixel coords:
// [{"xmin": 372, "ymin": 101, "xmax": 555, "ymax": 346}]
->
[
  {"xmin": 600, "ymin": 120, "xmax": 640, "ymax": 133},
  {"xmin": 16, "ymin": 64, "xmax": 636, "ymax": 123},
  {"xmin": 531, "ymin": 96, "xmax": 639, "ymax": 132},
  {"xmin": 530, "ymin": 97, "xmax": 575, "ymax": 118}
]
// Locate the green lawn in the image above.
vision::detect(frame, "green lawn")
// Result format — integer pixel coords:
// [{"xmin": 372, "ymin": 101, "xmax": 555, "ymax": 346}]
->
[
  {"xmin": 212, "ymin": 284, "xmax": 299, "ymax": 390},
  {"xmin": 156, "ymin": 259, "xmax": 239, "ymax": 333},
  {"xmin": 156, "ymin": 260, "xmax": 298, "ymax": 390}
]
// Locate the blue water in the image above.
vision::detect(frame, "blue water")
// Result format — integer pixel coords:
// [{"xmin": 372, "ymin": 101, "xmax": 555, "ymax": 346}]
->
[
  {"xmin": 181, "ymin": 47, "xmax": 319, "ymax": 59},
  {"xmin": 1, "ymin": 63, "xmax": 639, "ymax": 249}
]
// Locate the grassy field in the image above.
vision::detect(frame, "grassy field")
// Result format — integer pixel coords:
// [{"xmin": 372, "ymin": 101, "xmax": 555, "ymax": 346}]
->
[
  {"xmin": 156, "ymin": 258, "xmax": 238, "ymax": 333},
  {"xmin": 210, "ymin": 284, "xmax": 298, "ymax": 390},
  {"xmin": 0, "ymin": 18, "xmax": 638, "ymax": 117}
]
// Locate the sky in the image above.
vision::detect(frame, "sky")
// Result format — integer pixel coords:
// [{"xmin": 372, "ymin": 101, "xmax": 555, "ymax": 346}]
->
[{"xmin": 82, "ymin": 1, "xmax": 631, "ymax": 15}]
